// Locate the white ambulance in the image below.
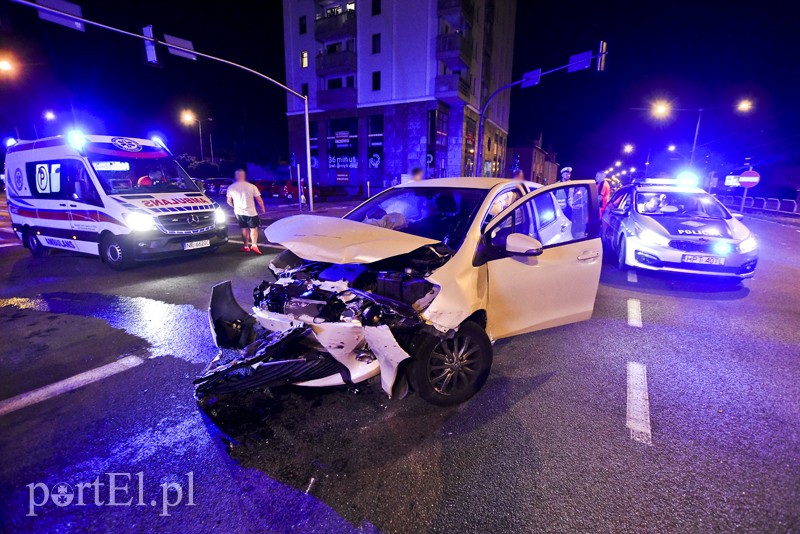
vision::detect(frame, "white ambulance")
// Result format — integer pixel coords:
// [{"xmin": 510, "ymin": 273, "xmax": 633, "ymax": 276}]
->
[{"xmin": 4, "ymin": 132, "xmax": 228, "ymax": 269}]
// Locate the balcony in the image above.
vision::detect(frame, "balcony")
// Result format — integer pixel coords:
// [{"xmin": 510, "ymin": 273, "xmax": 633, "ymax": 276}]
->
[
  {"xmin": 315, "ymin": 11, "xmax": 356, "ymax": 42},
  {"xmin": 437, "ymin": 0, "xmax": 474, "ymax": 25},
  {"xmin": 434, "ymin": 74, "xmax": 471, "ymax": 104},
  {"xmin": 436, "ymin": 33, "xmax": 472, "ymax": 69},
  {"xmin": 317, "ymin": 87, "xmax": 357, "ymax": 110},
  {"xmin": 315, "ymin": 50, "xmax": 357, "ymax": 77}
]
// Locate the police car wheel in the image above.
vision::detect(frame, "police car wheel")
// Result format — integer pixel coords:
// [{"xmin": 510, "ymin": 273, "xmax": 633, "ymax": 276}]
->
[
  {"xmin": 25, "ymin": 230, "xmax": 49, "ymax": 258},
  {"xmin": 101, "ymin": 235, "xmax": 134, "ymax": 270},
  {"xmin": 617, "ymin": 236, "xmax": 628, "ymax": 271}
]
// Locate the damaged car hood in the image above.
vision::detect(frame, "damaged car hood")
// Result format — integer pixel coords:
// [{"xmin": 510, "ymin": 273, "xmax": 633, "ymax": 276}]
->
[{"xmin": 265, "ymin": 215, "xmax": 440, "ymax": 264}]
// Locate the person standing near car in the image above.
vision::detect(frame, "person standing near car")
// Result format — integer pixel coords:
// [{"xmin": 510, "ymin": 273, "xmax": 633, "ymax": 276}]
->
[{"xmin": 227, "ymin": 168, "xmax": 266, "ymax": 255}]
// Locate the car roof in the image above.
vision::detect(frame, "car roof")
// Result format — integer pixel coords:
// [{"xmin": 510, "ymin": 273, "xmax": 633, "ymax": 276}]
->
[
  {"xmin": 635, "ymin": 185, "xmax": 706, "ymax": 194},
  {"xmin": 395, "ymin": 177, "xmax": 512, "ymax": 190}
]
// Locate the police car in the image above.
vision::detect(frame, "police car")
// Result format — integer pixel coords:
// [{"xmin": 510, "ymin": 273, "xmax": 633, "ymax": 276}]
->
[
  {"xmin": 4, "ymin": 132, "xmax": 228, "ymax": 269},
  {"xmin": 601, "ymin": 179, "xmax": 758, "ymax": 278}
]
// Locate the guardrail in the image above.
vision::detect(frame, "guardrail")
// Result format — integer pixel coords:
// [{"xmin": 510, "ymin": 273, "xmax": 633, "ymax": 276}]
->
[{"xmin": 716, "ymin": 194, "xmax": 800, "ymax": 217}]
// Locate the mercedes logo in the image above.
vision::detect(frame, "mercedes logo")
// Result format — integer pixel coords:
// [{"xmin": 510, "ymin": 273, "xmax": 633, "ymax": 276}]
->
[
  {"xmin": 186, "ymin": 214, "xmax": 200, "ymax": 226},
  {"xmin": 111, "ymin": 137, "xmax": 142, "ymax": 152}
]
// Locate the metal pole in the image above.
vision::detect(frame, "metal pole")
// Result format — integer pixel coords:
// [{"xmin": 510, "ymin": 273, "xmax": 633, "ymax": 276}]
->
[
  {"xmin": 209, "ymin": 133, "xmax": 214, "ymax": 163},
  {"xmin": 690, "ymin": 108, "xmax": 702, "ymax": 165},
  {"xmin": 198, "ymin": 120, "xmax": 204, "ymax": 160},
  {"xmin": 739, "ymin": 187, "xmax": 748, "ymax": 214},
  {"xmin": 303, "ymin": 96, "xmax": 314, "ymax": 212}
]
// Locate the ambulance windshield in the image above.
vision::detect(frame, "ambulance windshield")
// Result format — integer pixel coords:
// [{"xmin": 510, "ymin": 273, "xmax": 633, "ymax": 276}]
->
[{"xmin": 90, "ymin": 155, "xmax": 199, "ymax": 195}]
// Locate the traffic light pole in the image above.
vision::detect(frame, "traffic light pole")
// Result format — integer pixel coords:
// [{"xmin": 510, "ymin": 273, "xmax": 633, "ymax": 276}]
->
[
  {"xmin": 474, "ymin": 47, "xmax": 608, "ymax": 177},
  {"xmin": 10, "ymin": 0, "xmax": 316, "ymax": 211}
]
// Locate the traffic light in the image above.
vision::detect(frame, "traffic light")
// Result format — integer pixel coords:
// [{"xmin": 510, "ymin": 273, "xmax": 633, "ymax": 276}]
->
[{"xmin": 597, "ymin": 41, "xmax": 608, "ymax": 72}]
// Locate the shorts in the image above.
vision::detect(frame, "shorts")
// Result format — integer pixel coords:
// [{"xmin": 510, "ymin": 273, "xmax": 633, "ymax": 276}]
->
[{"xmin": 236, "ymin": 214, "xmax": 260, "ymax": 229}]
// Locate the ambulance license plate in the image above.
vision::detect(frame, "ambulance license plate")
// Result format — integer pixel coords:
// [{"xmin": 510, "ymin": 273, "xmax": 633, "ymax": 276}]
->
[
  {"xmin": 184, "ymin": 239, "xmax": 211, "ymax": 251},
  {"xmin": 681, "ymin": 254, "xmax": 724, "ymax": 265}
]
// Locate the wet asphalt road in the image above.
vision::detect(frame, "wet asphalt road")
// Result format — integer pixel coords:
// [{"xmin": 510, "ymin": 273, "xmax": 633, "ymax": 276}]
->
[{"xmin": 0, "ymin": 215, "xmax": 798, "ymax": 533}]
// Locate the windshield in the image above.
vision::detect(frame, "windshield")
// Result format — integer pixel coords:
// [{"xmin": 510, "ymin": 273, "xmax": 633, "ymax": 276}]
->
[
  {"xmin": 635, "ymin": 191, "xmax": 730, "ymax": 219},
  {"xmin": 345, "ymin": 186, "xmax": 489, "ymax": 250},
  {"xmin": 89, "ymin": 155, "xmax": 198, "ymax": 195}
]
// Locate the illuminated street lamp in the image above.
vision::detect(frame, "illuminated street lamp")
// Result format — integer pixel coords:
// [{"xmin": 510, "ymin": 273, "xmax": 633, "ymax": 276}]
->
[
  {"xmin": 180, "ymin": 109, "xmax": 213, "ymax": 161},
  {"xmin": 0, "ymin": 59, "xmax": 13, "ymax": 72},
  {"xmin": 615, "ymin": 161, "xmax": 622, "ymax": 167},
  {"xmin": 736, "ymin": 99, "xmax": 753, "ymax": 113},
  {"xmin": 667, "ymin": 144, "xmax": 676, "ymax": 152},
  {"xmin": 651, "ymin": 100, "xmax": 671, "ymax": 119},
  {"xmin": 630, "ymin": 167, "xmax": 636, "ymax": 172},
  {"xmin": 621, "ymin": 170, "xmax": 627, "ymax": 175},
  {"xmin": 43, "ymin": 110, "xmax": 56, "ymax": 121},
  {"xmin": 623, "ymin": 143, "xmax": 634, "ymax": 154}
]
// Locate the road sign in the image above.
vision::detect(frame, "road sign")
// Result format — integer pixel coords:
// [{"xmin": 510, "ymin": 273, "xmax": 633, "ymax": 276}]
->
[
  {"xmin": 143, "ymin": 25, "xmax": 159, "ymax": 66},
  {"xmin": 567, "ymin": 50, "xmax": 592, "ymax": 72},
  {"xmin": 164, "ymin": 34, "xmax": 196, "ymax": 61},
  {"xmin": 36, "ymin": 0, "xmax": 84, "ymax": 32},
  {"xmin": 739, "ymin": 170, "xmax": 760, "ymax": 188},
  {"xmin": 725, "ymin": 175, "xmax": 740, "ymax": 187},
  {"xmin": 521, "ymin": 68, "xmax": 541, "ymax": 88}
]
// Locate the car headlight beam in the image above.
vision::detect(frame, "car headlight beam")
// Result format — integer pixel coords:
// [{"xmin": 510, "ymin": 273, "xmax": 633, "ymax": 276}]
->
[
  {"xmin": 214, "ymin": 208, "xmax": 227, "ymax": 224},
  {"xmin": 124, "ymin": 211, "xmax": 157, "ymax": 232},
  {"xmin": 636, "ymin": 227, "xmax": 670, "ymax": 247},
  {"xmin": 738, "ymin": 235, "xmax": 757, "ymax": 253}
]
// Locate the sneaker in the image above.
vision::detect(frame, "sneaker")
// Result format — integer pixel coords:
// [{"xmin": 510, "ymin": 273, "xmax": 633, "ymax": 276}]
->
[
  {"xmin": 251, "ymin": 247, "xmax": 262, "ymax": 255},
  {"xmin": 241, "ymin": 246, "xmax": 250, "ymax": 252}
]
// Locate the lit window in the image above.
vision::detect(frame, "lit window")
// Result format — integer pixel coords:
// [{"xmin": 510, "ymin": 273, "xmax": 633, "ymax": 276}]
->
[
  {"xmin": 301, "ymin": 50, "xmax": 308, "ymax": 68},
  {"xmin": 346, "ymin": 1, "xmax": 356, "ymax": 10}
]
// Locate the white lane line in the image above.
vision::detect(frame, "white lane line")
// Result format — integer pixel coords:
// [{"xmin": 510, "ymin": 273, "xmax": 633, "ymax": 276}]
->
[
  {"xmin": 626, "ymin": 362, "xmax": 653, "ymax": 446},
  {"xmin": 627, "ymin": 270, "xmax": 638, "ymax": 283},
  {"xmin": 0, "ymin": 355, "xmax": 144, "ymax": 417},
  {"xmin": 627, "ymin": 298, "xmax": 642, "ymax": 328},
  {"xmin": 0, "ymin": 242, "xmax": 22, "ymax": 248}
]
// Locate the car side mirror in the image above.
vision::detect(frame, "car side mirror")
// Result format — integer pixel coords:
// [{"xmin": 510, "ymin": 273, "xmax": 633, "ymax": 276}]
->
[
  {"xmin": 611, "ymin": 208, "xmax": 627, "ymax": 216},
  {"xmin": 506, "ymin": 233, "xmax": 543, "ymax": 256},
  {"xmin": 733, "ymin": 212, "xmax": 744, "ymax": 220}
]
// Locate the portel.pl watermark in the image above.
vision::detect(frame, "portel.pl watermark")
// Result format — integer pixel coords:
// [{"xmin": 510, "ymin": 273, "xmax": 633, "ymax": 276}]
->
[{"xmin": 27, "ymin": 472, "xmax": 195, "ymax": 517}]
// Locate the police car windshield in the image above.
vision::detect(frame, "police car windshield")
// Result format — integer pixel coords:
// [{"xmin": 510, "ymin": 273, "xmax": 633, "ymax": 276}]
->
[
  {"xmin": 89, "ymin": 155, "xmax": 198, "ymax": 195},
  {"xmin": 345, "ymin": 186, "xmax": 488, "ymax": 251},
  {"xmin": 635, "ymin": 191, "xmax": 730, "ymax": 219}
]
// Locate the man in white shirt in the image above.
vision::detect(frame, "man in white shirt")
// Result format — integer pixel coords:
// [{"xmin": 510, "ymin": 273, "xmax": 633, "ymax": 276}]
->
[{"xmin": 226, "ymin": 169, "xmax": 266, "ymax": 254}]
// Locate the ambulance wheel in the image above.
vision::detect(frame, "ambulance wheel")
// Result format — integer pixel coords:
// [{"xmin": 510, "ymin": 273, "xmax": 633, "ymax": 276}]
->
[
  {"xmin": 101, "ymin": 234, "xmax": 134, "ymax": 271},
  {"xmin": 25, "ymin": 229, "xmax": 49, "ymax": 258}
]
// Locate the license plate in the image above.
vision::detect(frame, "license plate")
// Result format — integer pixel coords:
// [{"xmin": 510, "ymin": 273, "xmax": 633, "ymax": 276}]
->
[
  {"xmin": 681, "ymin": 254, "xmax": 725, "ymax": 265},
  {"xmin": 184, "ymin": 239, "xmax": 210, "ymax": 251}
]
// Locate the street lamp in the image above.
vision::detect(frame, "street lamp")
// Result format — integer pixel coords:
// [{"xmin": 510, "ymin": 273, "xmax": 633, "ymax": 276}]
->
[
  {"xmin": 736, "ymin": 99, "xmax": 753, "ymax": 113},
  {"xmin": 180, "ymin": 110, "xmax": 213, "ymax": 161},
  {"xmin": 0, "ymin": 59, "xmax": 13, "ymax": 72},
  {"xmin": 630, "ymin": 167, "xmax": 636, "ymax": 172},
  {"xmin": 651, "ymin": 100, "xmax": 671, "ymax": 119},
  {"xmin": 615, "ymin": 161, "xmax": 622, "ymax": 167},
  {"xmin": 43, "ymin": 110, "xmax": 55, "ymax": 121},
  {"xmin": 667, "ymin": 144, "xmax": 676, "ymax": 152},
  {"xmin": 623, "ymin": 143, "xmax": 634, "ymax": 154}
]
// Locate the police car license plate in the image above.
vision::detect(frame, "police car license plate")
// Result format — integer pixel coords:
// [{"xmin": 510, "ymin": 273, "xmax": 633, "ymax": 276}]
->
[
  {"xmin": 184, "ymin": 239, "xmax": 210, "ymax": 251},
  {"xmin": 681, "ymin": 254, "xmax": 725, "ymax": 265}
]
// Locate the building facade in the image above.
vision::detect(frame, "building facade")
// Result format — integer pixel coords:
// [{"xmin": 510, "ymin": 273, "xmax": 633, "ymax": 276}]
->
[
  {"xmin": 507, "ymin": 143, "xmax": 559, "ymax": 185},
  {"xmin": 283, "ymin": 0, "xmax": 517, "ymax": 193}
]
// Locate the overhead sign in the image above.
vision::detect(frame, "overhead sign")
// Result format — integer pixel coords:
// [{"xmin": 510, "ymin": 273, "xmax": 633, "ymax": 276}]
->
[
  {"xmin": 739, "ymin": 170, "xmax": 760, "ymax": 188},
  {"xmin": 724, "ymin": 175, "xmax": 740, "ymax": 187},
  {"xmin": 36, "ymin": 0, "xmax": 84, "ymax": 32},
  {"xmin": 143, "ymin": 25, "xmax": 159, "ymax": 66},
  {"xmin": 567, "ymin": 50, "xmax": 592, "ymax": 72},
  {"xmin": 521, "ymin": 68, "xmax": 541, "ymax": 88},
  {"xmin": 164, "ymin": 34, "xmax": 197, "ymax": 61}
]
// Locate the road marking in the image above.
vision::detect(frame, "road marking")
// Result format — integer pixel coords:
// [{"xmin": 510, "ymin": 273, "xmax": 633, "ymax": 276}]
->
[
  {"xmin": 0, "ymin": 355, "xmax": 144, "ymax": 417},
  {"xmin": 627, "ymin": 298, "xmax": 642, "ymax": 328},
  {"xmin": 627, "ymin": 270, "xmax": 638, "ymax": 283},
  {"xmin": 626, "ymin": 362, "xmax": 652, "ymax": 446},
  {"xmin": 0, "ymin": 242, "xmax": 21, "ymax": 248},
  {"xmin": 305, "ymin": 477, "xmax": 316, "ymax": 494}
]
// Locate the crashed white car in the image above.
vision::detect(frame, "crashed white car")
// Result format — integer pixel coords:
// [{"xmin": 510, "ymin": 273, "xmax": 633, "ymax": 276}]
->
[{"xmin": 196, "ymin": 178, "xmax": 603, "ymax": 405}]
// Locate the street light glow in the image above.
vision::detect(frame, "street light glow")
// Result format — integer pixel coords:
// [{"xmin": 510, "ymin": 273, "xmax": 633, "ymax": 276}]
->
[
  {"xmin": 651, "ymin": 100, "xmax": 671, "ymax": 119},
  {"xmin": 630, "ymin": 167, "xmax": 636, "ymax": 172},
  {"xmin": 181, "ymin": 109, "xmax": 196, "ymax": 125},
  {"xmin": 737, "ymin": 99, "xmax": 753, "ymax": 112},
  {"xmin": 43, "ymin": 110, "xmax": 56, "ymax": 121},
  {"xmin": 623, "ymin": 144, "xmax": 634, "ymax": 154},
  {"xmin": 0, "ymin": 59, "xmax": 13, "ymax": 72},
  {"xmin": 615, "ymin": 161, "xmax": 622, "ymax": 167},
  {"xmin": 668, "ymin": 144, "xmax": 676, "ymax": 152}
]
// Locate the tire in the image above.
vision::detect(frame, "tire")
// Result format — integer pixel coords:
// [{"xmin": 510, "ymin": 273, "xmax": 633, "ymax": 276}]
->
[
  {"xmin": 408, "ymin": 321, "xmax": 493, "ymax": 406},
  {"xmin": 25, "ymin": 229, "xmax": 49, "ymax": 258},
  {"xmin": 100, "ymin": 234, "xmax": 134, "ymax": 271},
  {"xmin": 617, "ymin": 236, "xmax": 628, "ymax": 271}
]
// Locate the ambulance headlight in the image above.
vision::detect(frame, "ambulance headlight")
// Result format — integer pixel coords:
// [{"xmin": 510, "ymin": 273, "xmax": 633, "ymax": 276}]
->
[
  {"xmin": 124, "ymin": 212, "xmax": 157, "ymax": 231},
  {"xmin": 636, "ymin": 226, "xmax": 670, "ymax": 247},
  {"xmin": 214, "ymin": 208, "xmax": 227, "ymax": 224},
  {"xmin": 738, "ymin": 235, "xmax": 757, "ymax": 253}
]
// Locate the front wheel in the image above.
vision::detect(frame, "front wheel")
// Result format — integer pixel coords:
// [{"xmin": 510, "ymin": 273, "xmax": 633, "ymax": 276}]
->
[
  {"xmin": 100, "ymin": 234, "xmax": 134, "ymax": 270},
  {"xmin": 408, "ymin": 321, "xmax": 493, "ymax": 406},
  {"xmin": 25, "ymin": 229, "xmax": 49, "ymax": 257}
]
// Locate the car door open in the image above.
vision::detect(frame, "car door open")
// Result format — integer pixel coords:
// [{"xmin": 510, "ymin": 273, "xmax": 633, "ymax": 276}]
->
[{"xmin": 476, "ymin": 180, "xmax": 603, "ymax": 339}]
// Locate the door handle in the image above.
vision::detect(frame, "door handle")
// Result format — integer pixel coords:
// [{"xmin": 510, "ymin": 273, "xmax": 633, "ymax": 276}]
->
[
  {"xmin": 561, "ymin": 223, "xmax": 568, "ymax": 231},
  {"xmin": 58, "ymin": 203, "xmax": 67, "ymax": 207},
  {"xmin": 68, "ymin": 204, "xmax": 77, "ymax": 208},
  {"xmin": 577, "ymin": 250, "xmax": 600, "ymax": 262}
]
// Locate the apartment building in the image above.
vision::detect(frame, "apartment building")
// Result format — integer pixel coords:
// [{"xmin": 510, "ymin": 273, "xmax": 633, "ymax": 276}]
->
[{"xmin": 283, "ymin": 0, "xmax": 516, "ymax": 192}]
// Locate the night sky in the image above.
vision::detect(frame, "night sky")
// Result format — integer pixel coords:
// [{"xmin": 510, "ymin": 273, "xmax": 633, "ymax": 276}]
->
[{"xmin": 2, "ymin": 1, "xmax": 799, "ymax": 186}]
